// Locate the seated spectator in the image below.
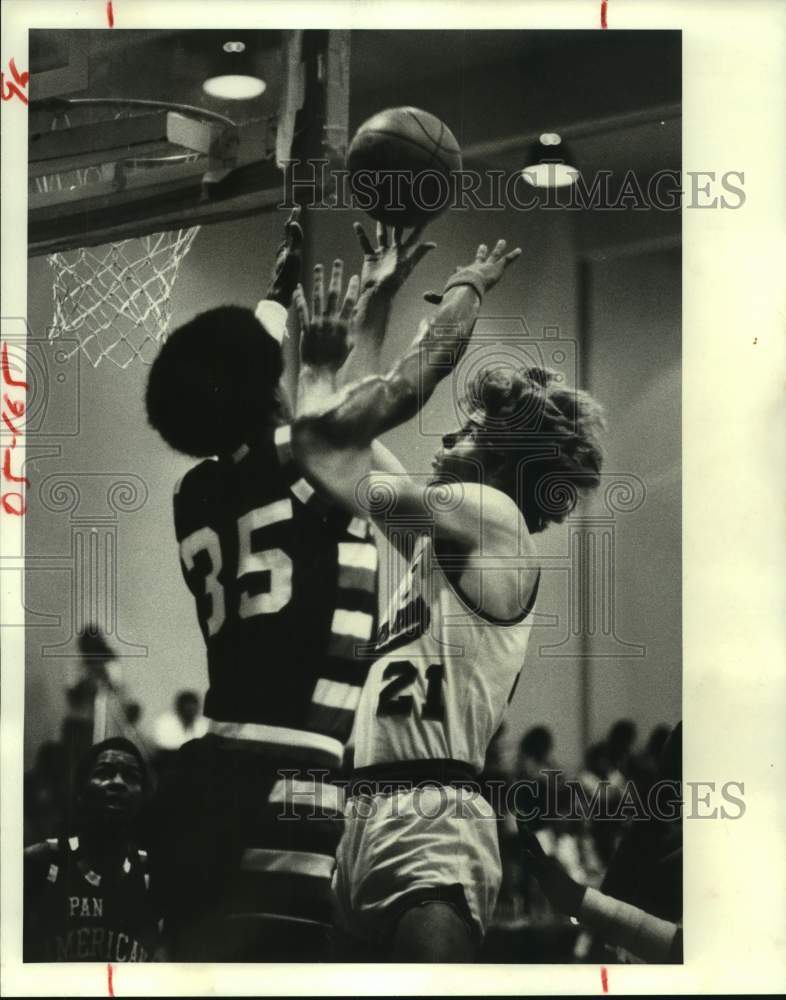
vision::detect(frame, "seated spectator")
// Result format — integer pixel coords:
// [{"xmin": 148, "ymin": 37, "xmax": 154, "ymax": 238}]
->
[
  {"xmin": 24, "ymin": 738, "xmax": 162, "ymax": 962},
  {"xmin": 514, "ymin": 725, "xmax": 563, "ymax": 826},
  {"xmin": 516, "ymin": 725, "xmax": 555, "ymax": 778},
  {"xmin": 600, "ymin": 722, "xmax": 682, "ymax": 925},
  {"xmin": 576, "ymin": 741, "xmax": 623, "ymax": 865},
  {"xmin": 606, "ymin": 719, "xmax": 638, "ymax": 784},
  {"xmin": 629, "ymin": 723, "xmax": 671, "ymax": 799}
]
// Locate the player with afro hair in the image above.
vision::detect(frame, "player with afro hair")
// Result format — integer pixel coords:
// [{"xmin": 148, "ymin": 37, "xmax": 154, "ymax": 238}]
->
[{"xmin": 145, "ymin": 208, "xmax": 301, "ymax": 457}]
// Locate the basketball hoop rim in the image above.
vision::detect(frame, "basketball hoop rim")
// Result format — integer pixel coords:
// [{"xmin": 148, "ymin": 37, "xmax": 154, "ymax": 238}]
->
[
  {"xmin": 29, "ymin": 95, "xmax": 238, "ymax": 129},
  {"xmin": 30, "ymin": 96, "xmax": 236, "ymax": 213}
]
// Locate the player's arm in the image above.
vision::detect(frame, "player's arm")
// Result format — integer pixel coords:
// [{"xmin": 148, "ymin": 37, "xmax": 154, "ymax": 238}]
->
[
  {"xmin": 264, "ymin": 205, "xmax": 303, "ymax": 310},
  {"xmin": 370, "ymin": 440, "xmax": 408, "ymax": 476},
  {"xmin": 292, "ymin": 238, "xmax": 521, "ymax": 526},
  {"xmin": 338, "ymin": 221, "xmax": 437, "ymax": 384},
  {"xmin": 517, "ymin": 824, "xmax": 682, "ymax": 963},
  {"xmin": 254, "ymin": 206, "xmax": 303, "ymax": 412},
  {"xmin": 294, "ymin": 239, "xmax": 521, "ymax": 446}
]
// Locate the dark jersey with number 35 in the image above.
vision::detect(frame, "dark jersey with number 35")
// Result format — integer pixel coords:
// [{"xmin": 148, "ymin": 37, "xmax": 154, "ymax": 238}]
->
[{"xmin": 173, "ymin": 424, "xmax": 378, "ymax": 762}]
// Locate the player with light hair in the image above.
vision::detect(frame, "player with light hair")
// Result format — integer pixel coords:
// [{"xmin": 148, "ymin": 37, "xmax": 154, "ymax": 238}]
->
[{"xmin": 290, "ymin": 234, "xmax": 605, "ymax": 961}]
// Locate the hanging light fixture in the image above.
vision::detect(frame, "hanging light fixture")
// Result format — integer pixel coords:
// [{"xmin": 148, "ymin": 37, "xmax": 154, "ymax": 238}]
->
[
  {"xmin": 202, "ymin": 40, "xmax": 266, "ymax": 101},
  {"xmin": 521, "ymin": 132, "xmax": 579, "ymax": 188}
]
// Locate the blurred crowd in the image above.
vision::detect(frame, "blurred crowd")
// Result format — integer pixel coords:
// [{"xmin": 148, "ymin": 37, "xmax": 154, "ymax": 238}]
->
[
  {"xmin": 24, "ymin": 664, "xmax": 681, "ymax": 964},
  {"xmin": 481, "ymin": 719, "xmax": 682, "ymax": 961}
]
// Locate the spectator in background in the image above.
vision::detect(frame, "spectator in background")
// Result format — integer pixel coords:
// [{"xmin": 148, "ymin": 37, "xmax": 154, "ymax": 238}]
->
[
  {"xmin": 24, "ymin": 738, "xmax": 162, "ymax": 962},
  {"xmin": 577, "ymin": 742, "xmax": 615, "ymax": 801},
  {"xmin": 606, "ymin": 719, "xmax": 638, "ymax": 786},
  {"xmin": 512, "ymin": 727, "xmax": 588, "ymax": 924},
  {"xmin": 576, "ymin": 741, "xmax": 623, "ymax": 866},
  {"xmin": 121, "ymin": 701, "xmax": 154, "ymax": 761},
  {"xmin": 517, "ymin": 725, "xmax": 555, "ymax": 775},
  {"xmin": 151, "ymin": 691, "xmax": 208, "ymax": 775},
  {"xmin": 600, "ymin": 722, "xmax": 682, "ymax": 927},
  {"xmin": 644, "ymin": 723, "xmax": 670, "ymax": 761},
  {"xmin": 629, "ymin": 723, "xmax": 671, "ymax": 800},
  {"xmin": 514, "ymin": 726, "xmax": 558, "ymax": 824},
  {"xmin": 124, "ymin": 701, "xmax": 143, "ymax": 729}
]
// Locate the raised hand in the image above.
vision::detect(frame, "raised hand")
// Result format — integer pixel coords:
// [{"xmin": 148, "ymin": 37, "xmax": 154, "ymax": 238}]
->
[
  {"xmin": 266, "ymin": 205, "xmax": 304, "ymax": 308},
  {"xmin": 466, "ymin": 239, "xmax": 522, "ymax": 292},
  {"xmin": 293, "ymin": 259, "xmax": 359, "ymax": 374},
  {"xmin": 354, "ymin": 220, "xmax": 437, "ymax": 299},
  {"xmin": 424, "ymin": 239, "xmax": 521, "ymax": 305}
]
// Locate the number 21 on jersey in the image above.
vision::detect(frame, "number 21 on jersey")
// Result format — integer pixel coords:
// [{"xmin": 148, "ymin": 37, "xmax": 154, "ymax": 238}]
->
[
  {"xmin": 376, "ymin": 660, "xmax": 445, "ymax": 722},
  {"xmin": 179, "ymin": 499, "xmax": 293, "ymax": 636}
]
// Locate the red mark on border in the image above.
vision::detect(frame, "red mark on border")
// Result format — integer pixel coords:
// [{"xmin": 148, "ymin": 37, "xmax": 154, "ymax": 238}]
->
[
  {"xmin": 2, "ymin": 344, "xmax": 28, "ymax": 390},
  {"xmin": 107, "ymin": 963, "xmax": 115, "ymax": 996},
  {"xmin": 2, "ymin": 450, "xmax": 29, "ymax": 486},
  {"xmin": 1, "ymin": 340, "xmax": 28, "ymax": 515},
  {"xmin": 107, "ymin": 2, "xmax": 115, "ymax": 28},
  {"xmin": 601, "ymin": 0, "xmax": 608, "ymax": 29},
  {"xmin": 600, "ymin": 966, "xmax": 609, "ymax": 992},
  {"xmin": 0, "ymin": 57, "xmax": 29, "ymax": 105}
]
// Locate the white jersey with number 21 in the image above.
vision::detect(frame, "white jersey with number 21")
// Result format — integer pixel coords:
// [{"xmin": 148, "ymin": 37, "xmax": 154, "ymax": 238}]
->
[{"xmin": 353, "ymin": 533, "xmax": 539, "ymax": 773}]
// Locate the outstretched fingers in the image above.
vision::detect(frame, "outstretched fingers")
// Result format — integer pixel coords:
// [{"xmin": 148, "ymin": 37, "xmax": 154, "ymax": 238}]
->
[
  {"xmin": 353, "ymin": 221, "xmax": 375, "ymax": 256},
  {"xmin": 284, "ymin": 205, "xmax": 303, "ymax": 250},
  {"xmin": 486, "ymin": 239, "xmax": 507, "ymax": 263},
  {"xmin": 292, "ymin": 284, "xmax": 310, "ymax": 337},
  {"xmin": 312, "ymin": 264, "xmax": 324, "ymax": 320},
  {"xmin": 410, "ymin": 240, "xmax": 437, "ymax": 266},
  {"xmin": 376, "ymin": 220, "xmax": 389, "ymax": 248},
  {"xmin": 403, "ymin": 223, "xmax": 426, "ymax": 248},
  {"xmin": 340, "ymin": 274, "xmax": 360, "ymax": 321},
  {"xmin": 326, "ymin": 258, "xmax": 344, "ymax": 315}
]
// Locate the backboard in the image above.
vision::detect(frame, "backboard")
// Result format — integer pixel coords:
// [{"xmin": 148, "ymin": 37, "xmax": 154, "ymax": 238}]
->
[{"xmin": 28, "ymin": 29, "xmax": 351, "ymax": 256}]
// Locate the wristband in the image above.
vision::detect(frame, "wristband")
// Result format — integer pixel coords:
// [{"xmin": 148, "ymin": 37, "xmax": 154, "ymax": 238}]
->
[
  {"xmin": 255, "ymin": 299, "xmax": 289, "ymax": 344},
  {"xmin": 442, "ymin": 270, "xmax": 486, "ymax": 302},
  {"xmin": 579, "ymin": 887, "xmax": 678, "ymax": 962}
]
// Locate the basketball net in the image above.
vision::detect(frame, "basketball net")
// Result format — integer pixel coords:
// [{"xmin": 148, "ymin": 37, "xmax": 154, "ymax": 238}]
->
[
  {"xmin": 46, "ymin": 226, "xmax": 200, "ymax": 368},
  {"xmin": 34, "ymin": 113, "xmax": 201, "ymax": 368}
]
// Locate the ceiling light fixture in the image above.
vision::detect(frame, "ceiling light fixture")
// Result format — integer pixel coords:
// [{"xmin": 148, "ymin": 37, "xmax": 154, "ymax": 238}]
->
[
  {"xmin": 202, "ymin": 75, "xmax": 266, "ymax": 100},
  {"xmin": 202, "ymin": 40, "xmax": 265, "ymax": 101},
  {"xmin": 521, "ymin": 132, "xmax": 580, "ymax": 188}
]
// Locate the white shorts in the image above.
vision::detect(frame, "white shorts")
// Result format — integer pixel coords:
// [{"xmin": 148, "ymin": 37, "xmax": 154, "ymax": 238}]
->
[{"xmin": 332, "ymin": 784, "xmax": 502, "ymax": 946}]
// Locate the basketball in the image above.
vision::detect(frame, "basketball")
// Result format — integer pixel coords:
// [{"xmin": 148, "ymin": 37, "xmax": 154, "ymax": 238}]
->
[{"xmin": 347, "ymin": 107, "xmax": 462, "ymax": 227}]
